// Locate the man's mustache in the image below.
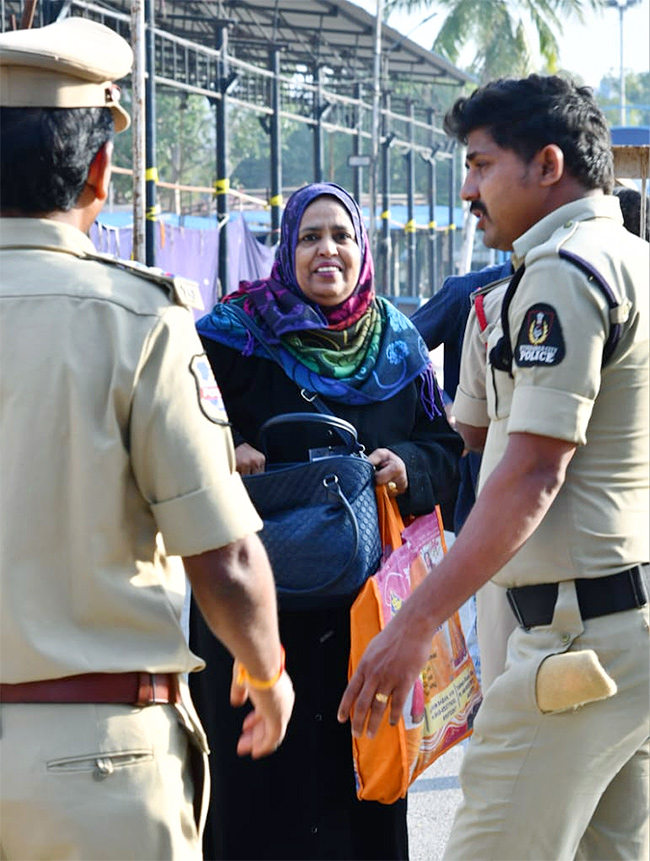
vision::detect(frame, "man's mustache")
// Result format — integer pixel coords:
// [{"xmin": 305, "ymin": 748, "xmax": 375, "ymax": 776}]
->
[{"xmin": 470, "ymin": 201, "xmax": 488, "ymax": 218}]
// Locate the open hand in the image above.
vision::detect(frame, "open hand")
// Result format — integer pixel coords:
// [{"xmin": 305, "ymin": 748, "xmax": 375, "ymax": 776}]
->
[{"xmin": 230, "ymin": 666, "xmax": 295, "ymax": 759}]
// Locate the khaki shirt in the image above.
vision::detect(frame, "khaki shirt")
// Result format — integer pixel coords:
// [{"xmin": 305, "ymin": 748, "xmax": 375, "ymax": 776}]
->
[
  {"xmin": 0, "ymin": 219, "xmax": 262, "ymax": 683},
  {"xmin": 452, "ymin": 277, "xmax": 509, "ymax": 429},
  {"xmin": 480, "ymin": 197, "xmax": 649, "ymax": 587}
]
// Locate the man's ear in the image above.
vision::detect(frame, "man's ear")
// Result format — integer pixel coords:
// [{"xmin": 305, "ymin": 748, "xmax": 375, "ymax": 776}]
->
[
  {"xmin": 536, "ymin": 144, "xmax": 564, "ymax": 187},
  {"xmin": 86, "ymin": 141, "xmax": 113, "ymax": 203}
]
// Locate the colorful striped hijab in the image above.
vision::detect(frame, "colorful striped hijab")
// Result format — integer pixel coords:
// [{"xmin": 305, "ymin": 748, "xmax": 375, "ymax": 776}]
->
[{"xmin": 196, "ymin": 182, "xmax": 437, "ymax": 410}]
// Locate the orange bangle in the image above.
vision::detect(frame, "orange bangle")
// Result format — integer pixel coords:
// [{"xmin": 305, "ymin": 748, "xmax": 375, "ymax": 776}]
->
[{"xmin": 236, "ymin": 646, "xmax": 286, "ymax": 690}]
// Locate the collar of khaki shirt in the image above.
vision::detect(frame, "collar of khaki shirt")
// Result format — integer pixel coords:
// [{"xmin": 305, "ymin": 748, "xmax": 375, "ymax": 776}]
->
[
  {"xmin": 0, "ymin": 217, "xmax": 96, "ymax": 257},
  {"xmin": 511, "ymin": 195, "xmax": 624, "ymax": 270}
]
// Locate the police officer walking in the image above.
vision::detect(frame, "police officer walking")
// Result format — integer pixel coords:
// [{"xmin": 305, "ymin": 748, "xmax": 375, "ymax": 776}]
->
[
  {"xmin": 0, "ymin": 17, "xmax": 293, "ymax": 860},
  {"xmin": 339, "ymin": 75, "xmax": 649, "ymax": 860}
]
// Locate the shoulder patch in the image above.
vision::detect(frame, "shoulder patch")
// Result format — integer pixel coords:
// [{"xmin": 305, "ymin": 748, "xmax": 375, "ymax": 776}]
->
[
  {"xmin": 84, "ymin": 251, "xmax": 203, "ymax": 310},
  {"xmin": 514, "ymin": 303, "xmax": 565, "ymax": 368},
  {"xmin": 190, "ymin": 354, "xmax": 230, "ymax": 425}
]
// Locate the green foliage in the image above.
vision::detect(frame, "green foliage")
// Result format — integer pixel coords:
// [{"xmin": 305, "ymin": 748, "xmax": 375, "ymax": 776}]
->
[
  {"xmin": 596, "ymin": 71, "xmax": 650, "ymax": 127},
  {"xmin": 385, "ymin": 0, "xmax": 606, "ymax": 83}
]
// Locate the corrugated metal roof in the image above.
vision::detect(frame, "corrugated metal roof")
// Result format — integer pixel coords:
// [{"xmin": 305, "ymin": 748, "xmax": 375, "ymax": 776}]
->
[{"xmin": 1, "ymin": 0, "xmax": 472, "ymax": 86}]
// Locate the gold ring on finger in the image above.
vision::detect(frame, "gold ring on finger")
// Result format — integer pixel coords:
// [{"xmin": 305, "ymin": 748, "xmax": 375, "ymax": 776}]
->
[
  {"xmin": 387, "ymin": 481, "xmax": 398, "ymax": 494},
  {"xmin": 374, "ymin": 692, "xmax": 389, "ymax": 704}
]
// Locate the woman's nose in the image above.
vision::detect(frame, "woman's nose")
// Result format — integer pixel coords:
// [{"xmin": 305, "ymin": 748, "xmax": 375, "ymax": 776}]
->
[{"xmin": 317, "ymin": 233, "xmax": 337, "ymax": 255}]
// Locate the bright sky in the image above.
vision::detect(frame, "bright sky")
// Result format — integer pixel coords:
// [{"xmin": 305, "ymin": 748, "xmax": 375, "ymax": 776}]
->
[{"xmin": 354, "ymin": 0, "xmax": 649, "ymax": 89}]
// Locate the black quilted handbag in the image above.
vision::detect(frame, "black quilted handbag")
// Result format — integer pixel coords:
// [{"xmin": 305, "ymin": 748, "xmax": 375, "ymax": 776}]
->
[{"xmin": 243, "ymin": 413, "xmax": 382, "ymax": 609}]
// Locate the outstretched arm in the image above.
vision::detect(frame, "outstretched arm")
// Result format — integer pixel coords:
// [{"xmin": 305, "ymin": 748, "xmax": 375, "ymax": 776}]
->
[
  {"xmin": 184, "ymin": 534, "xmax": 294, "ymax": 758},
  {"xmin": 338, "ymin": 431, "xmax": 576, "ymax": 738}
]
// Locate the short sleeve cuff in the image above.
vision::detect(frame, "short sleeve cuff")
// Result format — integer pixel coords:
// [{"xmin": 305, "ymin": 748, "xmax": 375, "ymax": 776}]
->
[
  {"xmin": 452, "ymin": 388, "xmax": 489, "ymax": 428},
  {"xmin": 152, "ymin": 473, "xmax": 263, "ymax": 557},
  {"xmin": 508, "ymin": 385, "xmax": 593, "ymax": 444}
]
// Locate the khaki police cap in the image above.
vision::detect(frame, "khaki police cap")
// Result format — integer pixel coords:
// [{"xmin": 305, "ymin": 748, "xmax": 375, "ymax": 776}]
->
[{"xmin": 0, "ymin": 17, "xmax": 133, "ymax": 132}]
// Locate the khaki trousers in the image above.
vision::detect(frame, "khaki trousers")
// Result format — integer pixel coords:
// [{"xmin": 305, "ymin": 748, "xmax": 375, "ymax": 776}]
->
[
  {"xmin": 444, "ymin": 580, "xmax": 650, "ymax": 861},
  {"xmin": 476, "ymin": 579, "xmax": 517, "ymax": 691},
  {"xmin": 0, "ymin": 699, "xmax": 208, "ymax": 860}
]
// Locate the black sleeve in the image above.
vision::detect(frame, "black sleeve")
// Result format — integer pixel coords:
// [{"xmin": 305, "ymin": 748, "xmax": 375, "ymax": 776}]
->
[{"xmin": 387, "ymin": 380, "xmax": 462, "ymax": 527}]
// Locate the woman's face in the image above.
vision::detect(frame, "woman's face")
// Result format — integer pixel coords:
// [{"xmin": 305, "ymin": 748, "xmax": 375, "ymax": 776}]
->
[{"xmin": 294, "ymin": 196, "xmax": 361, "ymax": 307}]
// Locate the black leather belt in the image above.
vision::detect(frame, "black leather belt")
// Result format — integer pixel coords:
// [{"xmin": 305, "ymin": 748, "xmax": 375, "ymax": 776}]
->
[{"xmin": 506, "ymin": 566, "xmax": 648, "ymax": 630}]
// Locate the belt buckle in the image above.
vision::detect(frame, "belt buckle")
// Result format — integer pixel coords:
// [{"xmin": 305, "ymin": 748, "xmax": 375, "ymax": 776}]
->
[{"xmin": 506, "ymin": 589, "xmax": 530, "ymax": 630}]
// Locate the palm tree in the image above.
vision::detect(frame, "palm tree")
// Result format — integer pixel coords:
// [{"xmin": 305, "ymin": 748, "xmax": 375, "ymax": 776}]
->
[{"xmin": 385, "ymin": 0, "xmax": 606, "ymax": 82}]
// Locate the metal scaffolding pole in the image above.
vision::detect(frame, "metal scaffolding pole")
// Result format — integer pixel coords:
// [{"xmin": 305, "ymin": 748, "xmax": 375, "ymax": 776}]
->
[
  {"xmin": 313, "ymin": 64, "xmax": 324, "ymax": 183},
  {"xmin": 405, "ymin": 100, "xmax": 416, "ymax": 296},
  {"xmin": 427, "ymin": 108, "xmax": 439, "ymax": 295},
  {"xmin": 131, "ymin": 0, "xmax": 146, "ymax": 262},
  {"xmin": 448, "ymin": 145, "xmax": 456, "ymax": 273},
  {"xmin": 353, "ymin": 82, "xmax": 363, "ymax": 203},
  {"xmin": 144, "ymin": 0, "xmax": 158, "ymax": 266},
  {"xmin": 368, "ymin": 0, "xmax": 384, "ymax": 260},
  {"xmin": 215, "ymin": 20, "xmax": 231, "ymax": 295},
  {"xmin": 380, "ymin": 92, "xmax": 392, "ymax": 296},
  {"xmin": 269, "ymin": 45, "xmax": 283, "ymax": 242}
]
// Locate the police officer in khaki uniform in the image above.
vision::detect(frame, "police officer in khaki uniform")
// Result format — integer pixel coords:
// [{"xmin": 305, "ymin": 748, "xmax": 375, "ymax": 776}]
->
[
  {"xmin": 453, "ymin": 190, "xmax": 649, "ymax": 692},
  {"xmin": 339, "ymin": 75, "xmax": 649, "ymax": 860},
  {"xmin": 0, "ymin": 18, "xmax": 293, "ymax": 860}
]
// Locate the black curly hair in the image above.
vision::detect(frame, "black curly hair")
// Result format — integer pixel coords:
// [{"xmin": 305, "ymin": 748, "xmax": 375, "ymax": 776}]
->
[{"xmin": 444, "ymin": 75, "xmax": 614, "ymax": 193}]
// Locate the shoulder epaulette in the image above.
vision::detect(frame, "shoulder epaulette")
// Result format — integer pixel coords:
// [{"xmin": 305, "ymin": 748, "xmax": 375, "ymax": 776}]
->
[
  {"xmin": 82, "ymin": 250, "xmax": 204, "ymax": 310},
  {"xmin": 557, "ymin": 249, "xmax": 630, "ymax": 365},
  {"xmin": 469, "ymin": 275, "xmax": 511, "ymax": 303},
  {"xmin": 490, "ymin": 249, "xmax": 630, "ymax": 378}
]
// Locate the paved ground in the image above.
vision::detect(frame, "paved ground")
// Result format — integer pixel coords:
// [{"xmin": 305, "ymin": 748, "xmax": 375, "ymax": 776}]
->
[{"xmin": 407, "ymin": 742, "xmax": 464, "ymax": 860}]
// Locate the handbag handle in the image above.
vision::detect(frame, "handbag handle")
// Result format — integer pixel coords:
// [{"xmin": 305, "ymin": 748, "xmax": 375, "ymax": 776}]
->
[
  {"xmin": 257, "ymin": 412, "xmax": 362, "ymax": 457},
  {"xmin": 276, "ymin": 472, "xmax": 360, "ymax": 597}
]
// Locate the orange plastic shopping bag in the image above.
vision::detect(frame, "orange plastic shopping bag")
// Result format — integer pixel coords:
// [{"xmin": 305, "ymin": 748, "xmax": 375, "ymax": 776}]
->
[{"xmin": 349, "ymin": 486, "xmax": 482, "ymax": 803}]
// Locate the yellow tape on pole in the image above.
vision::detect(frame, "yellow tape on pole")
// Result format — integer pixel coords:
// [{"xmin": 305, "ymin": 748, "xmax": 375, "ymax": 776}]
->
[
  {"xmin": 269, "ymin": 194, "xmax": 283, "ymax": 207},
  {"xmin": 380, "ymin": 210, "xmax": 391, "ymax": 220},
  {"xmin": 145, "ymin": 167, "xmax": 159, "ymax": 182},
  {"xmin": 404, "ymin": 219, "xmax": 416, "ymax": 233},
  {"xmin": 428, "ymin": 221, "xmax": 437, "ymax": 230},
  {"xmin": 213, "ymin": 178, "xmax": 231, "ymax": 195}
]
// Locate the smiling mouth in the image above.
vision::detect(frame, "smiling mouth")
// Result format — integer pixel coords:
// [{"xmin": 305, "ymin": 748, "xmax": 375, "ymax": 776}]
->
[{"xmin": 313, "ymin": 265, "xmax": 341, "ymax": 274}]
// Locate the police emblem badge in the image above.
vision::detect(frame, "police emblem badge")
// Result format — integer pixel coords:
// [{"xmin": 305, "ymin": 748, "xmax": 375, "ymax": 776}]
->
[
  {"xmin": 515, "ymin": 303, "xmax": 565, "ymax": 367},
  {"xmin": 190, "ymin": 355, "xmax": 229, "ymax": 424}
]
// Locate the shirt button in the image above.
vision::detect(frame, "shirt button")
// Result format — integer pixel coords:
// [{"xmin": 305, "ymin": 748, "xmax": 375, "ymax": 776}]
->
[
  {"xmin": 560, "ymin": 633, "xmax": 571, "ymax": 644},
  {"xmin": 93, "ymin": 758, "xmax": 114, "ymax": 780},
  {"xmin": 315, "ymin": 713, "xmax": 322, "ymax": 721},
  {"xmin": 563, "ymin": 221, "xmax": 573, "ymax": 228}
]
